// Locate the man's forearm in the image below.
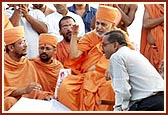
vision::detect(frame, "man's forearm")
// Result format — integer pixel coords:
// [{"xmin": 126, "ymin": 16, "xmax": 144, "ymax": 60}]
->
[
  {"xmin": 70, "ymin": 34, "xmax": 82, "ymax": 59},
  {"xmin": 10, "ymin": 88, "xmax": 27, "ymax": 97},
  {"xmin": 24, "ymin": 14, "xmax": 48, "ymax": 33}
]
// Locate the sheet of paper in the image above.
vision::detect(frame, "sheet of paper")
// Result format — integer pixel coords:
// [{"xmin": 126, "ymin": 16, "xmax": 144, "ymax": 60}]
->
[{"xmin": 9, "ymin": 97, "xmax": 71, "ymax": 112}]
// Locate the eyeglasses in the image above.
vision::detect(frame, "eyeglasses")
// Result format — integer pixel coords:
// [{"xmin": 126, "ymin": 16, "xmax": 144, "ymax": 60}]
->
[
  {"xmin": 102, "ymin": 42, "xmax": 113, "ymax": 47},
  {"xmin": 20, "ymin": 40, "xmax": 27, "ymax": 45},
  {"xmin": 14, "ymin": 39, "xmax": 27, "ymax": 46},
  {"xmin": 62, "ymin": 24, "xmax": 73, "ymax": 30}
]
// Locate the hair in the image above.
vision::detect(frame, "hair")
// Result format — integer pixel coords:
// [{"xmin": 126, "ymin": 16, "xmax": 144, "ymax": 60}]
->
[
  {"xmin": 104, "ymin": 30, "xmax": 127, "ymax": 46},
  {"xmin": 5, "ymin": 43, "xmax": 15, "ymax": 53},
  {"xmin": 59, "ymin": 16, "xmax": 76, "ymax": 30},
  {"xmin": 5, "ymin": 45, "xmax": 10, "ymax": 53}
]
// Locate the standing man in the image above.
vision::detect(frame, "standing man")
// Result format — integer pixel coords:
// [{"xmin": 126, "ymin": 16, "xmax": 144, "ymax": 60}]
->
[
  {"xmin": 68, "ymin": 4, "xmax": 97, "ymax": 33},
  {"xmin": 102, "ymin": 30, "xmax": 164, "ymax": 111},
  {"xmin": 140, "ymin": 4, "xmax": 164, "ymax": 72},
  {"xmin": 32, "ymin": 4, "xmax": 55, "ymax": 16},
  {"xmin": 113, "ymin": 4, "xmax": 138, "ymax": 33}
]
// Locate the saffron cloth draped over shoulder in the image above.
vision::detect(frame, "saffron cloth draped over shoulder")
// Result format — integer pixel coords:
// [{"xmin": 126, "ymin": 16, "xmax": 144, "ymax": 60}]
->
[{"xmin": 140, "ymin": 4, "xmax": 164, "ymax": 71}]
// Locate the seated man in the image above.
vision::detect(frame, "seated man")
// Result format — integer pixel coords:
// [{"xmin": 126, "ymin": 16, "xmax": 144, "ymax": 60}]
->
[
  {"xmin": 4, "ymin": 26, "xmax": 49, "ymax": 111},
  {"xmin": 30, "ymin": 33, "xmax": 63, "ymax": 99}
]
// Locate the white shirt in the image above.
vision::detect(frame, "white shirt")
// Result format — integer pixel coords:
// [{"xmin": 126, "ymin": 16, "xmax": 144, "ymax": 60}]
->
[
  {"xmin": 46, "ymin": 11, "xmax": 85, "ymax": 42},
  {"xmin": 109, "ymin": 46, "xmax": 164, "ymax": 111},
  {"xmin": 6, "ymin": 8, "xmax": 48, "ymax": 58}
]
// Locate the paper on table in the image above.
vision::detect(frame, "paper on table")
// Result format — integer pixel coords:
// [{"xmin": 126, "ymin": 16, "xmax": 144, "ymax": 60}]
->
[{"xmin": 9, "ymin": 97, "xmax": 71, "ymax": 112}]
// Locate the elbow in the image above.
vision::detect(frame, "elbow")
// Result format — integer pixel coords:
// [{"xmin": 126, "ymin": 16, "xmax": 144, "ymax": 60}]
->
[
  {"xmin": 70, "ymin": 50, "xmax": 82, "ymax": 59},
  {"xmin": 143, "ymin": 21, "xmax": 153, "ymax": 29},
  {"xmin": 38, "ymin": 25, "xmax": 48, "ymax": 33},
  {"xmin": 143, "ymin": 23, "xmax": 148, "ymax": 28},
  {"xmin": 41, "ymin": 26, "xmax": 48, "ymax": 33}
]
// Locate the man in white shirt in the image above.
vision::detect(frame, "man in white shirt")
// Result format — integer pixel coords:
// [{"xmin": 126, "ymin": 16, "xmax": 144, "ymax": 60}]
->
[
  {"xmin": 102, "ymin": 30, "xmax": 164, "ymax": 111},
  {"xmin": 46, "ymin": 4, "xmax": 85, "ymax": 42},
  {"xmin": 5, "ymin": 4, "xmax": 48, "ymax": 58}
]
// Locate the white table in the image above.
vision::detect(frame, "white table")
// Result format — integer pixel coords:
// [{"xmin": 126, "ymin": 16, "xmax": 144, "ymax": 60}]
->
[{"xmin": 9, "ymin": 97, "xmax": 71, "ymax": 112}]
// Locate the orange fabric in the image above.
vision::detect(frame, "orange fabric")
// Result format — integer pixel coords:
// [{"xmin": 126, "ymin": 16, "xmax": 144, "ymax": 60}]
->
[
  {"xmin": 58, "ymin": 55, "xmax": 115, "ymax": 111},
  {"xmin": 54, "ymin": 39, "xmax": 86, "ymax": 74},
  {"xmin": 58, "ymin": 29, "xmax": 133, "ymax": 111},
  {"xmin": 140, "ymin": 4, "xmax": 164, "ymax": 71},
  {"xmin": 99, "ymin": 4, "xmax": 122, "ymax": 26},
  {"xmin": 63, "ymin": 31, "xmax": 103, "ymax": 74},
  {"xmin": 57, "ymin": 32, "xmax": 111, "ymax": 111},
  {"xmin": 30, "ymin": 57, "xmax": 63, "ymax": 95},
  {"xmin": 55, "ymin": 39, "xmax": 70, "ymax": 65},
  {"xmin": 4, "ymin": 26, "xmax": 24, "ymax": 45},
  {"xmin": 39, "ymin": 33, "xmax": 58, "ymax": 47},
  {"xmin": 4, "ymin": 53, "xmax": 48, "ymax": 111},
  {"xmin": 4, "ymin": 12, "xmax": 13, "ymax": 29},
  {"xmin": 96, "ymin": 5, "xmax": 118, "ymax": 23}
]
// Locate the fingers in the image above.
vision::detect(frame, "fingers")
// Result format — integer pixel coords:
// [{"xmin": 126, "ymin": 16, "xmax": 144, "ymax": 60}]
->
[
  {"xmin": 44, "ymin": 95, "xmax": 54, "ymax": 101},
  {"xmin": 29, "ymin": 82, "xmax": 42, "ymax": 91},
  {"xmin": 72, "ymin": 24, "xmax": 79, "ymax": 34},
  {"xmin": 105, "ymin": 70, "xmax": 111, "ymax": 81}
]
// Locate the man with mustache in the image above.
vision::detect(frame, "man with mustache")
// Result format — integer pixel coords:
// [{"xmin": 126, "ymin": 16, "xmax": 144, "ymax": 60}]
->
[
  {"xmin": 30, "ymin": 33, "xmax": 63, "ymax": 100},
  {"xmin": 5, "ymin": 4, "xmax": 48, "ymax": 58},
  {"xmin": 57, "ymin": 5, "xmax": 134, "ymax": 111},
  {"xmin": 4, "ymin": 26, "xmax": 49, "ymax": 111},
  {"xmin": 102, "ymin": 30, "xmax": 164, "ymax": 111},
  {"xmin": 46, "ymin": 4, "xmax": 85, "ymax": 42},
  {"xmin": 54, "ymin": 16, "xmax": 75, "ymax": 65}
]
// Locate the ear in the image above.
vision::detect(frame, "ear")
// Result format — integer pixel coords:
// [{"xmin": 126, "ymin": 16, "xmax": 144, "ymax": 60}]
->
[
  {"xmin": 59, "ymin": 30, "xmax": 63, "ymax": 35},
  {"xmin": 113, "ymin": 42, "xmax": 119, "ymax": 50},
  {"xmin": 7, "ymin": 44, "xmax": 15, "ymax": 52},
  {"xmin": 53, "ymin": 47, "xmax": 57, "ymax": 54}
]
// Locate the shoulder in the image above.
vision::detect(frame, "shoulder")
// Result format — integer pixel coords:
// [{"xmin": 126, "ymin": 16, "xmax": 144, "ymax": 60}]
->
[
  {"xmin": 90, "ymin": 7, "xmax": 97, "ymax": 13},
  {"xmin": 130, "ymin": 4, "xmax": 138, "ymax": 10},
  {"xmin": 67, "ymin": 5, "xmax": 75, "ymax": 12},
  {"xmin": 46, "ymin": 12, "xmax": 62, "ymax": 18}
]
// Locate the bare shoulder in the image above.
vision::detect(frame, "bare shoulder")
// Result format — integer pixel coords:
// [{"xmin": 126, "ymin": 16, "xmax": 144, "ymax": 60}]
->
[{"xmin": 130, "ymin": 4, "xmax": 138, "ymax": 10}]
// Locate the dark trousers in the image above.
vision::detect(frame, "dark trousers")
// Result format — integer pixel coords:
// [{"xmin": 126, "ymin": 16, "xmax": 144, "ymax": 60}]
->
[{"xmin": 129, "ymin": 92, "xmax": 164, "ymax": 111}]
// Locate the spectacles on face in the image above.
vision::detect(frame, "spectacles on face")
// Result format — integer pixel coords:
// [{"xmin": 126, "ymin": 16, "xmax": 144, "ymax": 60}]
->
[
  {"xmin": 14, "ymin": 39, "xmax": 27, "ymax": 46},
  {"xmin": 20, "ymin": 40, "xmax": 27, "ymax": 45},
  {"xmin": 102, "ymin": 42, "xmax": 113, "ymax": 47},
  {"xmin": 61, "ymin": 24, "xmax": 73, "ymax": 30}
]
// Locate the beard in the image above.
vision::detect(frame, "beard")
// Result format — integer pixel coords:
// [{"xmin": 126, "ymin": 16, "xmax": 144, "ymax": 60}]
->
[
  {"xmin": 63, "ymin": 32, "xmax": 72, "ymax": 42},
  {"xmin": 64, "ymin": 36, "xmax": 71, "ymax": 42},
  {"xmin": 39, "ymin": 53, "xmax": 51, "ymax": 62}
]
